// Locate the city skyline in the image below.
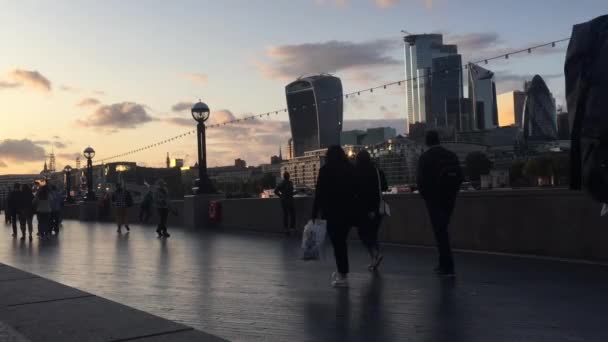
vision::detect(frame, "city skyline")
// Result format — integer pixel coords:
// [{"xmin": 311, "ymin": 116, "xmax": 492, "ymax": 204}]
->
[{"xmin": 0, "ymin": 1, "xmax": 605, "ymax": 174}]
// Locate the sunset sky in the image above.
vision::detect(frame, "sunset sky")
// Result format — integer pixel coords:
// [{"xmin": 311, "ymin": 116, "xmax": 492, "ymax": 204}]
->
[{"xmin": 0, "ymin": 0, "xmax": 605, "ymax": 174}]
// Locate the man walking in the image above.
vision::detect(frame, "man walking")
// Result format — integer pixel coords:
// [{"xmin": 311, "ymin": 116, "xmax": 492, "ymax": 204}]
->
[
  {"xmin": 274, "ymin": 171, "xmax": 296, "ymax": 235},
  {"xmin": 417, "ymin": 131, "xmax": 463, "ymax": 277},
  {"xmin": 7, "ymin": 183, "xmax": 20, "ymax": 237}
]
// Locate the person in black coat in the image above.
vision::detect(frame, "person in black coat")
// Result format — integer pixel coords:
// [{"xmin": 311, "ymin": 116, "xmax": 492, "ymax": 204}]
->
[
  {"xmin": 417, "ymin": 131, "xmax": 463, "ymax": 277},
  {"xmin": 7, "ymin": 183, "xmax": 21, "ymax": 237},
  {"xmin": 312, "ymin": 146, "xmax": 356, "ymax": 288},
  {"xmin": 354, "ymin": 150, "xmax": 388, "ymax": 271},
  {"xmin": 274, "ymin": 171, "xmax": 296, "ymax": 234}
]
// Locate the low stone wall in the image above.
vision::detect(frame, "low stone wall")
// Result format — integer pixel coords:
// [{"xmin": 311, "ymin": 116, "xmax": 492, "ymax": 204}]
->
[
  {"xmin": 217, "ymin": 189, "xmax": 608, "ymax": 261},
  {"xmin": 63, "ymin": 200, "xmax": 185, "ymax": 227}
]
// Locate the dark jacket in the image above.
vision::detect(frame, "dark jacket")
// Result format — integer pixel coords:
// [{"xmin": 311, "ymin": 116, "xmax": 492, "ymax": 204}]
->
[
  {"xmin": 312, "ymin": 162, "xmax": 356, "ymax": 221},
  {"xmin": 7, "ymin": 190, "xmax": 20, "ymax": 213},
  {"xmin": 17, "ymin": 190, "xmax": 34, "ymax": 215},
  {"xmin": 354, "ymin": 165, "xmax": 388, "ymax": 214},
  {"xmin": 417, "ymin": 145, "xmax": 462, "ymax": 201},
  {"xmin": 274, "ymin": 180, "xmax": 294, "ymax": 202}
]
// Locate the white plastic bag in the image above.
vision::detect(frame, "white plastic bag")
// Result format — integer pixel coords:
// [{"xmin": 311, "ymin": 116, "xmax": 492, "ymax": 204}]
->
[
  {"xmin": 301, "ymin": 220, "xmax": 327, "ymax": 260},
  {"xmin": 601, "ymin": 203, "xmax": 608, "ymax": 217}
]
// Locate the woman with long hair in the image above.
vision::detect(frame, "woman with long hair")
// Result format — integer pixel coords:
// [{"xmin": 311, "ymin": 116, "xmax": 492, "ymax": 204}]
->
[
  {"xmin": 312, "ymin": 146, "xmax": 356, "ymax": 287},
  {"xmin": 354, "ymin": 150, "xmax": 388, "ymax": 271}
]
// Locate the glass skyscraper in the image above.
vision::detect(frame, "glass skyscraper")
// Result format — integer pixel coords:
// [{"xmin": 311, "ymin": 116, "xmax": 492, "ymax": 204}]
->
[
  {"xmin": 468, "ymin": 63, "xmax": 498, "ymax": 130},
  {"xmin": 522, "ymin": 75, "xmax": 558, "ymax": 141},
  {"xmin": 285, "ymin": 75, "xmax": 343, "ymax": 157},
  {"xmin": 403, "ymin": 34, "xmax": 460, "ymax": 132}
]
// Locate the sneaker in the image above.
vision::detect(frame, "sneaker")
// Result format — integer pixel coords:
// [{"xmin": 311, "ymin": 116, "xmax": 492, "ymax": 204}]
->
[
  {"xmin": 368, "ymin": 254, "xmax": 384, "ymax": 272},
  {"xmin": 162, "ymin": 232, "xmax": 171, "ymax": 238},
  {"xmin": 29, "ymin": 235, "xmax": 33, "ymax": 241},
  {"xmin": 331, "ymin": 272, "xmax": 349, "ymax": 288},
  {"xmin": 117, "ymin": 227, "xmax": 122, "ymax": 234},
  {"xmin": 156, "ymin": 228, "xmax": 163, "ymax": 237},
  {"xmin": 20, "ymin": 236, "xmax": 25, "ymax": 241},
  {"xmin": 125, "ymin": 225, "xmax": 130, "ymax": 232}
]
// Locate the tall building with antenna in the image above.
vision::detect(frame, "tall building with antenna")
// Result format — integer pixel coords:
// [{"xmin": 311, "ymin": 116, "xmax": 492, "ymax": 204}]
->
[
  {"xmin": 166, "ymin": 152, "xmax": 170, "ymax": 168},
  {"xmin": 48, "ymin": 148, "xmax": 56, "ymax": 172}
]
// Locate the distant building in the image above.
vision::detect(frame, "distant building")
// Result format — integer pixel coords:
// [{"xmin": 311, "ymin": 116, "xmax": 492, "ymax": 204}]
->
[
  {"xmin": 557, "ymin": 111, "xmax": 571, "ymax": 140},
  {"xmin": 341, "ymin": 127, "xmax": 396, "ymax": 146},
  {"xmin": 445, "ymin": 98, "xmax": 483, "ymax": 132},
  {"xmin": 456, "ymin": 126, "xmax": 521, "ymax": 147},
  {"xmin": 497, "ymin": 91, "xmax": 526, "ymax": 127},
  {"xmin": 281, "ymin": 149, "xmax": 327, "ymax": 189},
  {"xmin": 166, "ymin": 153, "xmax": 170, "ymax": 168},
  {"xmin": 403, "ymin": 34, "xmax": 461, "ymax": 132},
  {"xmin": 523, "ymin": 75, "xmax": 558, "ymax": 141},
  {"xmin": 286, "ymin": 75, "xmax": 343, "ymax": 157},
  {"xmin": 468, "ymin": 63, "xmax": 498, "ymax": 130},
  {"xmin": 287, "ymin": 138, "xmax": 294, "ymax": 160},
  {"xmin": 430, "ymin": 54, "xmax": 463, "ymax": 127},
  {"xmin": 367, "ymin": 136, "xmax": 425, "ymax": 185},
  {"xmin": 170, "ymin": 159, "xmax": 184, "ymax": 168}
]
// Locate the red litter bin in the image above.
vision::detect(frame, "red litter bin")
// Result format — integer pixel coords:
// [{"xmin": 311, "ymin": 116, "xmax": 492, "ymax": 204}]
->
[{"xmin": 209, "ymin": 201, "xmax": 222, "ymax": 223}]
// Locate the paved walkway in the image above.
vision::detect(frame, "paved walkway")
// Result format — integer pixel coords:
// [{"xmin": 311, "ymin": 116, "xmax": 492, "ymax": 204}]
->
[{"xmin": 0, "ymin": 221, "xmax": 607, "ymax": 341}]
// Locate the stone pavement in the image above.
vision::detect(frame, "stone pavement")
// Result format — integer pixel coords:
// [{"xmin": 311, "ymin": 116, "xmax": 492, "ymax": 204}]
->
[{"xmin": 1, "ymin": 220, "xmax": 608, "ymax": 341}]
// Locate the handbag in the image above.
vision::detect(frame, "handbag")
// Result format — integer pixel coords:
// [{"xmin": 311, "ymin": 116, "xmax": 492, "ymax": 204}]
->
[{"xmin": 376, "ymin": 168, "xmax": 391, "ymax": 217}]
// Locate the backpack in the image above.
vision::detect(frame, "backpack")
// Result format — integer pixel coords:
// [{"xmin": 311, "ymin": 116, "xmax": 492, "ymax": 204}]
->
[
  {"xmin": 566, "ymin": 15, "xmax": 608, "ymax": 202},
  {"xmin": 437, "ymin": 150, "xmax": 463, "ymax": 195}
]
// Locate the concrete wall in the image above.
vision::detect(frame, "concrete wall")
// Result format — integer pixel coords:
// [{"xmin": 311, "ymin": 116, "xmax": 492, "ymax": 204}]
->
[
  {"xmin": 217, "ymin": 190, "xmax": 608, "ymax": 261},
  {"xmin": 63, "ymin": 200, "xmax": 185, "ymax": 227}
]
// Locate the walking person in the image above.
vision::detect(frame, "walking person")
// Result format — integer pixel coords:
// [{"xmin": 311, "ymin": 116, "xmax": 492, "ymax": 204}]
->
[
  {"xmin": 139, "ymin": 185, "xmax": 153, "ymax": 223},
  {"xmin": 49, "ymin": 185, "xmax": 63, "ymax": 235},
  {"xmin": 312, "ymin": 146, "xmax": 356, "ymax": 288},
  {"xmin": 354, "ymin": 150, "xmax": 388, "ymax": 272},
  {"xmin": 112, "ymin": 184, "xmax": 132, "ymax": 234},
  {"xmin": 7, "ymin": 183, "xmax": 20, "ymax": 237},
  {"xmin": 417, "ymin": 131, "xmax": 463, "ymax": 277},
  {"xmin": 275, "ymin": 171, "xmax": 296, "ymax": 235},
  {"xmin": 17, "ymin": 184, "xmax": 34, "ymax": 241},
  {"xmin": 34, "ymin": 185, "xmax": 53, "ymax": 239},
  {"xmin": 154, "ymin": 179, "xmax": 171, "ymax": 238}
]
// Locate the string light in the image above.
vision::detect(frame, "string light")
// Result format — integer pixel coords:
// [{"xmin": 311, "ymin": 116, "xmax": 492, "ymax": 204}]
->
[{"xmin": 96, "ymin": 37, "xmax": 570, "ymax": 163}]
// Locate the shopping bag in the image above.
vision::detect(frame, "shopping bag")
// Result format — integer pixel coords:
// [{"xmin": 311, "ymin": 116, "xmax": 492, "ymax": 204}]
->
[
  {"xmin": 301, "ymin": 220, "xmax": 327, "ymax": 260},
  {"xmin": 601, "ymin": 203, "xmax": 608, "ymax": 217}
]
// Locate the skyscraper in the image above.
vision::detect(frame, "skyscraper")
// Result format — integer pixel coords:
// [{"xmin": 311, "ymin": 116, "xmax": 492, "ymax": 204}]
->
[
  {"xmin": 403, "ymin": 34, "xmax": 460, "ymax": 132},
  {"xmin": 468, "ymin": 63, "xmax": 498, "ymax": 130},
  {"xmin": 430, "ymin": 55, "xmax": 463, "ymax": 127},
  {"xmin": 286, "ymin": 75, "xmax": 343, "ymax": 157},
  {"xmin": 522, "ymin": 75, "xmax": 558, "ymax": 141},
  {"xmin": 497, "ymin": 91, "xmax": 526, "ymax": 127}
]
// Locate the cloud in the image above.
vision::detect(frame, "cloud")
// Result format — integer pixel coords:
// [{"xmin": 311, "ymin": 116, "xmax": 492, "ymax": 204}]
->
[
  {"xmin": 446, "ymin": 32, "xmax": 502, "ymax": 54},
  {"xmin": 77, "ymin": 102, "xmax": 155, "ymax": 129},
  {"xmin": 344, "ymin": 118, "xmax": 405, "ymax": 135},
  {"xmin": 315, "ymin": 0, "xmax": 433, "ymax": 9},
  {"xmin": 57, "ymin": 152, "xmax": 81, "ymax": 161},
  {"xmin": 164, "ymin": 109, "xmax": 237, "ymax": 127},
  {"xmin": 77, "ymin": 98, "xmax": 101, "ymax": 107},
  {"xmin": 0, "ymin": 161, "xmax": 7, "ymax": 168},
  {"xmin": 494, "ymin": 71, "xmax": 563, "ymax": 93},
  {"xmin": 0, "ymin": 139, "xmax": 46, "ymax": 162},
  {"xmin": 33, "ymin": 140, "xmax": 68, "ymax": 149},
  {"xmin": 60, "ymin": 85, "xmax": 80, "ymax": 92},
  {"xmin": 171, "ymin": 101, "xmax": 194, "ymax": 112},
  {"xmin": 8, "ymin": 69, "xmax": 51, "ymax": 92},
  {"xmin": 93, "ymin": 90, "xmax": 106, "ymax": 96},
  {"xmin": 0, "ymin": 81, "xmax": 20, "ymax": 89},
  {"xmin": 255, "ymin": 39, "xmax": 399, "ymax": 80},
  {"xmin": 183, "ymin": 73, "xmax": 208, "ymax": 84}
]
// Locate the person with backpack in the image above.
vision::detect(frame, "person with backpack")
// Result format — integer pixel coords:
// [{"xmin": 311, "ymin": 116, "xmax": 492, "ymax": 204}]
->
[
  {"xmin": 275, "ymin": 171, "xmax": 296, "ymax": 235},
  {"xmin": 312, "ymin": 146, "xmax": 356, "ymax": 287},
  {"xmin": 34, "ymin": 184, "xmax": 53, "ymax": 239},
  {"xmin": 354, "ymin": 150, "xmax": 389, "ymax": 272},
  {"xmin": 112, "ymin": 183, "xmax": 132, "ymax": 234},
  {"xmin": 417, "ymin": 131, "xmax": 463, "ymax": 277},
  {"xmin": 7, "ymin": 183, "xmax": 20, "ymax": 237},
  {"xmin": 566, "ymin": 15, "xmax": 608, "ymax": 204}
]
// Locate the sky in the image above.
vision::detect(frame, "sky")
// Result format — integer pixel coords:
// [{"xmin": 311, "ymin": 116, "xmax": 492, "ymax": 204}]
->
[{"xmin": 0, "ymin": 0, "xmax": 606, "ymax": 174}]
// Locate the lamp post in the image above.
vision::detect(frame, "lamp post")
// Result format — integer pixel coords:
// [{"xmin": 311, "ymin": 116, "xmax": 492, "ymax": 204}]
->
[
  {"xmin": 191, "ymin": 101, "xmax": 214, "ymax": 194},
  {"xmin": 63, "ymin": 165, "xmax": 73, "ymax": 202},
  {"xmin": 83, "ymin": 147, "xmax": 96, "ymax": 201}
]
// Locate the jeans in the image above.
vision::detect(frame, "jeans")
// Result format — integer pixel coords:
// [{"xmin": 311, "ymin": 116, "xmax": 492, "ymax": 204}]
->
[
  {"xmin": 37, "ymin": 212, "xmax": 51, "ymax": 236},
  {"xmin": 157, "ymin": 208, "xmax": 169, "ymax": 234},
  {"xmin": 425, "ymin": 197, "xmax": 456, "ymax": 273},
  {"xmin": 281, "ymin": 200, "xmax": 296, "ymax": 229},
  {"xmin": 327, "ymin": 219, "xmax": 351, "ymax": 275},
  {"xmin": 358, "ymin": 213, "xmax": 382, "ymax": 258},
  {"xmin": 18, "ymin": 212, "xmax": 33, "ymax": 236}
]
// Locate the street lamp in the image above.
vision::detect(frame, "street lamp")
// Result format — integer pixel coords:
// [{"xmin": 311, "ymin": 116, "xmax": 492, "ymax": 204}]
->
[
  {"xmin": 83, "ymin": 146, "xmax": 96, "ymax": 201},
  {"xmin": 63, "ymin": 165, "xmax": 73, "ymax": 202},
  {"xmin": 191, "ymin": 101, "xmax": 214, "ymax": 194}
]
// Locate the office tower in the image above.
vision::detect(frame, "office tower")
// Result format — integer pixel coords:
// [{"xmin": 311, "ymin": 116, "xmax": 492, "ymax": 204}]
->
[
  {"xmin": 557, "ymin": 111, "xmax": 571, "ymax": 140},
  {"xmin": 166, "ymin": 153, "xmax": 170, "ymax": 168},
  {"xmin": 430, "ymin": 55, "xmax": 463, "ymax": 127},
  {"xmin": 522, "ymin": 75, "xmax": 558, "ymax": 140},
  {"xmin": 497, "ymin": 91, "xmax": 526, "ymax": 127},
  {"xmin": 403, "ymin": 34, "xmax": 460, "ymax": 132},
  {"xmin": 468, "ymin": 63, "xmax": 498, "ymax": 130},
  {"xmin": 341, "ymin": 130, "xmax": 365, "ymax": 146},
  {"xmin": 286, "ymin": 75, "xmax": 343, "ymax": 157}
]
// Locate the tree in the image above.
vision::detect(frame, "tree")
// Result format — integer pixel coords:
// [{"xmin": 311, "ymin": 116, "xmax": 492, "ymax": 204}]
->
[{"xmin": 465, "ymin": 152, "xmax": 492, "ymax": 182}]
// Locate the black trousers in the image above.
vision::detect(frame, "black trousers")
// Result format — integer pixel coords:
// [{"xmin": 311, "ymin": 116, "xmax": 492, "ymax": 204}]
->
[
  {"xmin": 18, "ymin": 212, "xmax": 33, "ymax": 235},
  {"xmin": 358, "ymin": 214, "xmax": 382, "ymax": 257},
  {"xmin": 327, "ymin": 218, "xmax": 351, "ymax": 275},
  {"xmin": 281, "ymin": 201, "xmax": 296, "ymax": 229},
  {"xmin": 425, "ymin": 197, "xmax": 456, "ymax": 273},
  {"xmin": 10, "ymin": 211, "xmax": 17, "ymax": 235},
  {"xmin": 157, "ymin": 208, "xmax": 169, "ymax": 233}
]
